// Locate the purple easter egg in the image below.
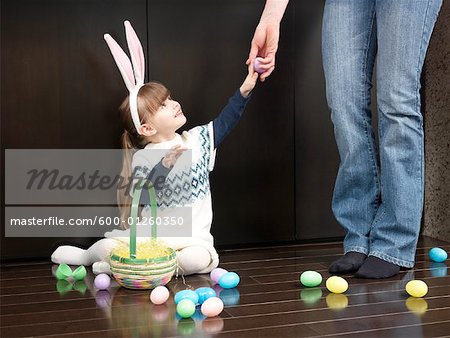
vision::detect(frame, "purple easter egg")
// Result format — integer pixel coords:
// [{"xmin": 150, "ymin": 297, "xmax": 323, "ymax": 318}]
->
[
  {"xmin": 210, "ymin": 268, "xmax": 228, "ymax": 284},
  {"xmin": 94, "ymin": 273, "xmax": 111, "ymax": 290},
  {"xmin": 254, "ymin": 57, "xmax": 265, "ymax": 74}
]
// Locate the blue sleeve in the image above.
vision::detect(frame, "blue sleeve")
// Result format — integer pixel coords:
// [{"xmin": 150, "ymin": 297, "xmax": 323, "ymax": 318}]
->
[
  {"xmin": 135, "ymin": 160, "xmax": 172, "ymax": 205},
  {"xmin": 213, "ymin": 88, "xmax": 252, "ymax": 148}
]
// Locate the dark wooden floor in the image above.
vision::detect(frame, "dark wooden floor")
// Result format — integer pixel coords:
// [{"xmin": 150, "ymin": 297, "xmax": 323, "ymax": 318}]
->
[{"xmin": 1, "ymin": 236, "xmax": 449, "ymax": 338}]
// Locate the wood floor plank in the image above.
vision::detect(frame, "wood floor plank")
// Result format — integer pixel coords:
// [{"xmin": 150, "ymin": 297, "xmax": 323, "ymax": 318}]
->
[
  {"xmin": 325, "ymin": 320, "xmax": 450, "ymax": 338},
  {"xmin": 0, "ymin": 261, "xmax": 447, "ymax": 307},
  {"xmin": 216, "ymin": 319, "xmax": 450, "ymax": 338},
  {"xmin": 1, "ymin": 245, "xmax": 446, "ymax": 281},
  {"xmin": 1, "ymin": 266, "xmax": 446, "ymax": 308},
  {"xmin": 220, "ymin": 244, "xmax": 449, "ymax": 263},
  {"xmin": 1, "ymin": 258, "xmax": 443, "ymax": 296},
  {"xmin": 307, "ymin": 308, "xmax": 450, "ymax": 335},
  {"xmin": 0, "ymin": 236, "xmax": 448, "ymax": 338},
  {"xmin": 214, "ymin": 307, "xmax": 450, "ymax": 337},
  {"xmin": 252, "ymin": 262, "xmax": 447, "ymax": 284}
]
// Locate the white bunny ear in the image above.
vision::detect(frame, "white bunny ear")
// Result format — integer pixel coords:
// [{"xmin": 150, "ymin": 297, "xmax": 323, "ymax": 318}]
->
[
  {"xmin": 104, "ymin": 33, "xmax": 136, "ymax": 91},
  {"xmin": 124, "ymin": 20, "xmax": 145, "ymax": 85},
  {"xmin": 104, "ymin": 22, "xmax": 146, "ymax": 135}
]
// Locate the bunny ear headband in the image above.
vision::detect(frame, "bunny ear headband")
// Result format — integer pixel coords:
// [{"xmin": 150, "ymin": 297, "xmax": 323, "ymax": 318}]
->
[{"xmin": 104, "ymin": 21, "xmax": 146, "ymax": 135}]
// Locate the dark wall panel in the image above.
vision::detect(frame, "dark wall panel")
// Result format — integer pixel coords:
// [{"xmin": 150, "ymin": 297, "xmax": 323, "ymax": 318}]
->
[
  {"xmin": 1, "ymin": 0, "xmax": 148, "ymax": 260},
  {"xmin": 294, "ymin": 1, "xmax": 344, "ymax": 239}
]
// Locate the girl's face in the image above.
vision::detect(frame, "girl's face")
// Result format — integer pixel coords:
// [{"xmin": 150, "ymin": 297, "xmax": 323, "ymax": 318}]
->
[{"xmin": 149, "ymin": 96, "xmax": 186, "ymax": 134}]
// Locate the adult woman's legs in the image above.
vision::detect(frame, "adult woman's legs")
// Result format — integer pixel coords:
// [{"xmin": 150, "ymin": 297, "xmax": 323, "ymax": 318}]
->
[
  {"xmin": 322, "ymin": 0, "xmax": 379, "ymax": 273},
  {"xmin": 356, "ymin": 0, "xmax": 442, "ymax": 278}
]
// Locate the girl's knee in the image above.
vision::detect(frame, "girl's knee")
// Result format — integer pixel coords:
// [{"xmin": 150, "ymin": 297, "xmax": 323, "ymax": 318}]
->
[
  {"xmin": 87, "ymin": 238, "xmax": 120, "ymax": 262},
  {"xmin": 176, "ymin": 246, "xmax": 211, "ymax": 276}
]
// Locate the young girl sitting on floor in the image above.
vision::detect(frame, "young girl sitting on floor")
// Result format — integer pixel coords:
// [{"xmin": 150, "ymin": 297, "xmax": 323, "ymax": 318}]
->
[{"xmin": 51, "ymin": 21, "xmax": 257, "ymax": 276}]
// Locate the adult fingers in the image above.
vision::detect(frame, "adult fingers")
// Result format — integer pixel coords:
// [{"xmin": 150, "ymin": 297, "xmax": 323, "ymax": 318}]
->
[{"xmin": 246, "ymin": 41, "xmax": 259, "ymax": 65}]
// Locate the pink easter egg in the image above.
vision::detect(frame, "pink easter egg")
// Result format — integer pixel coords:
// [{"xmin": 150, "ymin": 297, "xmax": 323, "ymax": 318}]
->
[
  {"xmin": 254, "ymin": 57, "xmax": 265, "ymax": 74},
  {"xmin": 201, "ymin": 297, "xmax": 224, "ymax": 317},
  {"xmin": 210, "ymin": 268, "xmax": 228, "ymax": 284},
  {"xmin": 150, "ymin": 286, "xmax": 170, "ymax": 305}
]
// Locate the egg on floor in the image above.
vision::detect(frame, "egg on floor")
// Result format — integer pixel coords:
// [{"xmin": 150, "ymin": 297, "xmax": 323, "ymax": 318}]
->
[
  {"xmin": 300, "ymin": 271, "xmax": 323, "ymax": 287},
  {"xmin": 326, "ymin": 276, "xmax": 348, "ymax": 294},
  {"xmin": 174, "ymin": 290, "xmax": 199, "ymax": 305},
  {"xmin": 429, "ymin": 247, "xmax": 448, "ymax": 263},
  {"xmin": 201, "ymin": 297, "xmax": 224, "ymax": 317},
  {"xmin": 176, "ymin": 299, "xmax": 196, "ymax": 319},
  {"xmin": 219, "ymin": 272, "xmax": 240, "ymax": 289},
  {"xmin": 406, "ymin": 280, "xmax": 428, "ymax": 298},
  {"xmin": 150, "ymin": 286, "xmax": 170, "ymax": 305}
]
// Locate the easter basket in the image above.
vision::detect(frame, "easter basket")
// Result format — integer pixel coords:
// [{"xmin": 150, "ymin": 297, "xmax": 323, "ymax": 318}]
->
[{"xmin": 110, "ymin": 184, "xmax": 177, "ymax": 290}]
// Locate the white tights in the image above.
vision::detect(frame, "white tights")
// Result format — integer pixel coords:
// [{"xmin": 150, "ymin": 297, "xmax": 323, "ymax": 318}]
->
[{"xmin": 51, "ymin": 239, "xmax": 212, "ymax": 276}]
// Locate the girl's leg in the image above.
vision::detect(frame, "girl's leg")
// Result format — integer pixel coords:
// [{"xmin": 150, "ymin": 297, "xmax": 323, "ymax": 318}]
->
[
  {"xmin": 357, "ymin": 0, "xmax": 443, "ymax": 278},
  {"xmin": 322, "ymin": 0, "xmax": 378, "ymax": 273},
  {"xmin": 176, "ymin": 246, "xmax": 211, "ymax": 276},
  {"xmin": 51, "ymin": 238, "xmax": 119, "ymax": 266},
  {"xmin": 51, "ymin": 245, "xmax": 90, "ymax": 266}
]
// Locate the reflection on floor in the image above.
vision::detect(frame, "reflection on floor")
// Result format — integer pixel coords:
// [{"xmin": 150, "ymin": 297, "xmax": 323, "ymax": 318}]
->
[{"xmin": 1, "ymin": 236, "xmax": 450, "ymax": 337}]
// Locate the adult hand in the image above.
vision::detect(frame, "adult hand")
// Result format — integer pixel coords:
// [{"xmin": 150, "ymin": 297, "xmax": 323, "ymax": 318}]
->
[
  {"xmin": 246, "ymin": 21, "xmax": 280, "ymax": 82},
  {"xmin": 246, "ymin": 0, "xmax": 289, "ymax": 82}
]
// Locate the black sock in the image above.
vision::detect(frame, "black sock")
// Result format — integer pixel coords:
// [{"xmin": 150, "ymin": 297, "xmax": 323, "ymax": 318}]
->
[
  {"xmin": 328, "ymin": 251, "xmax": 367, "ymax": 274},
  {"xmin": 355, "ymin": 256, "xmax": 400, "ymax": 279}
]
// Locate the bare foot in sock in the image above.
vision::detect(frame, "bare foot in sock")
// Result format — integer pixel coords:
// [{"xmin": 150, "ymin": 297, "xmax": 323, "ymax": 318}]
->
[
  {"xmin": 92, "ymin": 261, "xmax": 112, "ymax": 275},
  {"xmin": 329, "ymin": 251, "xmax": 367, "ymax": 274},
  {"xmin": 355, "ymin": 256, "xmax": 400, "ymax": 279},
  {"xmin": 51, "ymin": 246, "xmax": 90, "ymax": 266},
  {"xmin": 51, "ymin": 239, "xmax": 119, "ymax": 267}
]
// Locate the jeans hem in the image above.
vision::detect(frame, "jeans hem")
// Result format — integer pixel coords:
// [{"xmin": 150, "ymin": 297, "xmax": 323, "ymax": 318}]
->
[
  {"xmin": 344, "ymin": 246, "xmax": 369, "ymax": 255},
  {"xmin": 369, "ymin": 251, "xmax": 414, "ymax": 268}
]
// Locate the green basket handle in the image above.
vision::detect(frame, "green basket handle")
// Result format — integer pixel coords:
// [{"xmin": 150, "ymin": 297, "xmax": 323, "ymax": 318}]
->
[{"xmin": 129, "ymin": 182, "xmax": 158, "ymax": 259}]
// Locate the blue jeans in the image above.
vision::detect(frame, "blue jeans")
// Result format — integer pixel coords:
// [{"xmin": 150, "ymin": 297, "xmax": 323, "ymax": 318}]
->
[{"xmin": 322, "ymin": 0, "xmax": 442, "ymax": 268}]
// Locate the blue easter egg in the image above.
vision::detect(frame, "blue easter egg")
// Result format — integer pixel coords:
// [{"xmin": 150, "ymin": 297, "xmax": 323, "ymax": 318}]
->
[
  {"xmin": 429, "ymin": 247, "xmax": 448, "ymax": 263},
  {"xmin": 174, "ymin": 290, "xmax": 199, "ymax": 305},
  {"xmin": 195, "ymin": 287, "xmax": 216, "ymax": 304},
  {"xmin": 219, "ymin": 272, "xmax": 240, "ymax": 289}
]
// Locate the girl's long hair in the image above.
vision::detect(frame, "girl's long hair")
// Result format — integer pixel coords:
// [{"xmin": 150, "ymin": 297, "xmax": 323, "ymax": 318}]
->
[{"xmin": 117, "ymin": 82, "xmax": 170, "ymax": 228}]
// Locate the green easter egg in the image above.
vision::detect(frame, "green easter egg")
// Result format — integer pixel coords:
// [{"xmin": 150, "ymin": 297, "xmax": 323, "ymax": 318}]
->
[
  {"xmin": 72, "ymin": 265, "xmax": 87, "ymax": 280},
  {"xmin": 300, "ymin": 271, "xmax": 323, "ymax": 287},
  {"xmin": 176, "ymin": 299, "xmax": 196, "ymax": 319},
  {"xmin": 55, "ymin": 264, "xmax": 72, "ymax": 280}
]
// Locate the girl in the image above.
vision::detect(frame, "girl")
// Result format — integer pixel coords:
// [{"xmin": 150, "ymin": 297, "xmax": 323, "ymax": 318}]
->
[{"xmin": 51, "ymin": 21, "xmax": 258, "ymax": 276}]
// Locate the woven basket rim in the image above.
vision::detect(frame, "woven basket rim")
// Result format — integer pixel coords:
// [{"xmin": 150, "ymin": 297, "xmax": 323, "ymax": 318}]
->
[{"xmin": 110, "ymin": 248, "xmax": 176, "ymax": 264}]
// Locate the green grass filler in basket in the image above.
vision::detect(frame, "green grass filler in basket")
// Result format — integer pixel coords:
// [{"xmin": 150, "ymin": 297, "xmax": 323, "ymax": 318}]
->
[{"xmin": 110, "ymin": 184, "xmax": 177, "ymax": 290}]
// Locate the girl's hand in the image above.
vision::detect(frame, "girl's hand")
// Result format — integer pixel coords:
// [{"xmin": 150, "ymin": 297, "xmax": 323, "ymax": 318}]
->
[
  {"xmin": 240, "ymin": 59, "xmax": 259, "ymax": 98},
  {"xmin": 162, "ymin": 145, "xmax": 187, "ymax": 168}
]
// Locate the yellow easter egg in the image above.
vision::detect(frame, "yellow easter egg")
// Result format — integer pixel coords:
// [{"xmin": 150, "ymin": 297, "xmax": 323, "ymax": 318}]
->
[
  {"xmin": 326, "ymin": 276, "xmax": 348, "ymax": 294},
  {"xmin": 405, "ymin": 280, "xmax": 428, "ymax": 298}
]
